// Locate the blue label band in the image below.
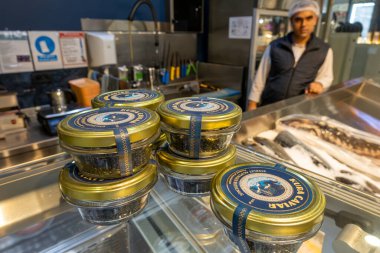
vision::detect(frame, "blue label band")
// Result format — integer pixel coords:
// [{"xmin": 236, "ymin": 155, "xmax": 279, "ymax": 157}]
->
[
  {"xmin": 189, "ymin": 115, "xmax": 202, "ymax": 158},
  {"xmin": 114, "ymin": 128, "xmax": 133, "ymax": 176},
  {"xmin": 231, "ymin": 205, "xmax": 251, "ymax": 253}
]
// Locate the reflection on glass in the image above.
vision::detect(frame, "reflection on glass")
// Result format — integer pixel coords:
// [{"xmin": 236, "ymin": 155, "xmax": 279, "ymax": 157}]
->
[
  {"xmin": 256, "ymin": 15, "xmax": 289, "ymax": 56},
  {"xmin": 349, "ymin": 3, "xmax": 375, "ymax": 41}
]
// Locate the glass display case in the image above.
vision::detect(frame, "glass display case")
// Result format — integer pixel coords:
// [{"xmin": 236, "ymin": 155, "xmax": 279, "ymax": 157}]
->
[{"xmin": 0, "ymin": 143, "xmax": 379, "ymax": 253}]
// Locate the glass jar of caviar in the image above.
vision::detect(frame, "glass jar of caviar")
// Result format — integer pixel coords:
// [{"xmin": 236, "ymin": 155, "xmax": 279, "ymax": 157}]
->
[
  {"xmin": 210, "ymin": 163, "xmax": 326, "ymax": 253},
  {"xmin": 91, "ymin": 89, "xmax": 164, "ymax": 111},
  {"xmin": 58, "ymin": 107, "xmax": 160, "ymax": 179},
  {"xmin": 59, "ymin": 161, "xmax": 157, "ymax": 225},
  {"xmin": 157, "ymin": 145, "xmax": 236, "ymax": 196},
  {"xmin": 92, "ymin": 89, "xmax": 166, "ymax": 153},
  {"xmin": 157, "ymin": 97, "xmax": 242, "ymax": 159}
]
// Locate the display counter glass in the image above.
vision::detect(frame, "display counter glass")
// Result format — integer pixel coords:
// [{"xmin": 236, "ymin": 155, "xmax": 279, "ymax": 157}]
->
[{"xmin": 0, "ymin": 143, "xmax": 379, "ymax": 253}]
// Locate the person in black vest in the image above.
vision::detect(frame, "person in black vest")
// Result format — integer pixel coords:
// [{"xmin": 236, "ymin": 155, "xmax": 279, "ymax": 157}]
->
[{"xmin": 248, "ymin": 0, "xmax": 333, "ymax": 110}]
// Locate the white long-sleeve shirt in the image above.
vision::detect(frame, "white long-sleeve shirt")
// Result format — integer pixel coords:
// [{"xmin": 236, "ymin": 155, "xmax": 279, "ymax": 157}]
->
[{"xmin": 248, "ymin": 45, "xmax": 333, "ymax": 103}]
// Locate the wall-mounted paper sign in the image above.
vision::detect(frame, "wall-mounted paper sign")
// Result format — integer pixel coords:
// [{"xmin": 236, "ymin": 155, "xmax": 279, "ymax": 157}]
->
[
  {"xmin": 0, "ymin": 31, "xmax": 34, "ymax": 73},
  {"xmin": 28, "ymin": 31, "xmax": 63, "ymax": 70},
  {"xmin": 59, "ymin": 32, "xmax": 88, "ymax": 68},
  {"xmin": 228, "ymin": 16, "xmax": 252, "ymax": 39}
]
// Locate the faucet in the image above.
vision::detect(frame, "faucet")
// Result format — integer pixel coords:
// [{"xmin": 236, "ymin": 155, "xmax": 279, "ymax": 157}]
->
[{"xmin": 128, "ymin": 0, "xmax": 159, "ymax": 68}]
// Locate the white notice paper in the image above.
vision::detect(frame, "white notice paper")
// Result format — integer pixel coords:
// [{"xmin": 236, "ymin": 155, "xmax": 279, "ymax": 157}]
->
[
  {"xmin": 0, "ymin": 31, "xmax": 34, "ymax": 73},
  {"xmin": 229, "ymin": 16, "xmax": 252, "ymax": 39},
  {"xmin": 59, "ymin": 32, "xmax": 88, "ymax": 68},
  {"xmin": 28, "ymin": 31, "xmax": 63, "ymax": 70}
]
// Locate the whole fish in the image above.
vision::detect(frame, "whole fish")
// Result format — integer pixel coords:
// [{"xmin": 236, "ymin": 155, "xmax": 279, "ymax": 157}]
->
[
  {"xmin": 242, "ymin": 136, "xmax": 293, "ymax": 162},
  {"xmin": 274, "ymin": 131, "xmax": 380, "ymax": 196},
  {"xmin": 279, "ymin": 127, "xmax": 380, "ymax": 181},
  {"xmin": 276, "ymin": 114, "xmax": 380, "ymax": 159},
  {"xmin": 254, "ymin": 137, "xmax": 294, "ymax": 162},
  {"xmin": 335, "ymin": 173, "xmax": 380, "ymax": 196},
  {"xmin": 242, "ymin": 137, "xmax": 270, "ymax": 155},
  {"xmin": 274, "ymin": 131, "xmax": 333, "ymax": 171}
]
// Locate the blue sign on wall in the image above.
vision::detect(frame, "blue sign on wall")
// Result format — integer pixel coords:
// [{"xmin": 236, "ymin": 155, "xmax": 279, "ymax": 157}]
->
[
  {"xmin": 35, "ymin": 36, "xmax": 55, "ymax": 55},
  {"xmin": 35, "ymin": 35, "xmax": 58, "ymax": 62}
]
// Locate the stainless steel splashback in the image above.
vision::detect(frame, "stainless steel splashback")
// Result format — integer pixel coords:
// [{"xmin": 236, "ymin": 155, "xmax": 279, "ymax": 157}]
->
[
  {"xmin": 81, "ymin": 18, "xmax": 197, "ymax": 67},
  {"xmin": 81, "ymin": 18, "xmax": 171, "ymax": 32},
  {"xmin": 115, "ymin": 33, "xmax": 197, "ymax": 67},
  {"xmin": 208, "ymin": 0, "xmax": 253, "ymax": 66}
]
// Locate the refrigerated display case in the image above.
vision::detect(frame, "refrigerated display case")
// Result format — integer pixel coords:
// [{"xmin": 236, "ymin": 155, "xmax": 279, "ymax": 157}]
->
[
  {"xmin": 0, "ymin": 78, "xmax": 379, "ymax": 253},
  {"xmin": 0, "ymin": 143, "xmax": 379, "ymax": 252}
]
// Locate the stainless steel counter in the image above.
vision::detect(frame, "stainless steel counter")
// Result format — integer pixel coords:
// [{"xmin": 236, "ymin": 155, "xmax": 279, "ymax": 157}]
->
[
  {"xmin": 0, "ymin": 107, "xmax": 58, "ymax": 156},
  {"xmin": 0, "ymin": 107, "xmax": 64, "ymax": 177}
]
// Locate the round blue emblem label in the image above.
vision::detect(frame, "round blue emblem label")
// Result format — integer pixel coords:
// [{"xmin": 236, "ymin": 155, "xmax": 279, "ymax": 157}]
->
[
  {"xmin": 99, "ymin": 90, "xmax": 160, "ymax": 103},
  {"xmin": 166, "ymin": 97, "xmax": 236, "ymax": 115},
  {"xmin": 68, "ymin": 107, "xmax": 151, "ymax": 131},
  {"xmin": 221, "ymin": 165, "xmax": 313, "ymax": 214}
]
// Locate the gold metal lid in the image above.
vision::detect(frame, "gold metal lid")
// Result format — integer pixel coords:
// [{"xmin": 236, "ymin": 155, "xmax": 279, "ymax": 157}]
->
[
  {"xmin": 157, "ymin": 97, "xmax": 242, "ymax": 130},
  {"xmin": 157, "ymin": 145, "xmax": 236, "ymax": 175},
  {"xmin": 92, "ymin": 89, "xmax": 164, "ymax": 111},
  {"xmin": 59, "ymin": 162, "xmax": 157, "ymax": 201},
  {"xmin": 58, "ymin": 107, "xmax": 160, "ymax": 148},
  {"xmin": 211, "ymin": 163, "xmax": 326, "ymax": 237}
]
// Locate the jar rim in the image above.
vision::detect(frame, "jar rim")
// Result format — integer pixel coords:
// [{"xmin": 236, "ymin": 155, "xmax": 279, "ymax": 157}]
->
[
  {"xmin": 59, "ymin": 162, "xmax": 157, "ymax": 201},
  {"xmin": 157, "ymin": 97, "xmax": 242, "ymax": 130},
  {"xmin": 58, "ymin": 107, "xmax": 160, "ymax": 148},
  {"xmin": 62, "ymin": 183, "xmax": 154, "ymax": 208},
  {"xmin": 60, "ymin": 130, "xmax": 160, "ymax": 154},
  {"xmin": 157, "ymin": 145, "xmax": 237, "ymax": 175}
]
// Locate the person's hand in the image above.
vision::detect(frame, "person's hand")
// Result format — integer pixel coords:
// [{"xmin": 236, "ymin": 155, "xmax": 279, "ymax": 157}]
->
[
  {"xmin": 248, "ymin": 101, "xmax": 257, "ymax": 111},
  {"xmin": 305, "ymin": 82, "xmax": 324, "ymax": 95}
]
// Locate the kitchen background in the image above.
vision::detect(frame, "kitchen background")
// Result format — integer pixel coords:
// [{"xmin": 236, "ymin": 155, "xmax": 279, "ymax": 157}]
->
[
  {"xmin": 1, "ymin": 0, "xmax": 379, "ymax": 109},
  {"xmin": 0, "ymin": 0, "xmax": 170, "ymax": 108}
]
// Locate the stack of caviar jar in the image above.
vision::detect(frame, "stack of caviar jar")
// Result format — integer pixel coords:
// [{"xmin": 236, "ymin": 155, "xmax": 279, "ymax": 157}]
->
[
  {"xmin": 210, "ymin": 163, "xmax": 326, "ymax": 253},
  {"xmin": 92, "ymin": 89, "xmax": 166, "ymax": 151},
  {"xmin": 156, "ymin": 97, "xmax": 242, "ymax": 196},
  {"xmin": 57, "ymin": 106, "xmax": 160, "ymax": 225}
]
